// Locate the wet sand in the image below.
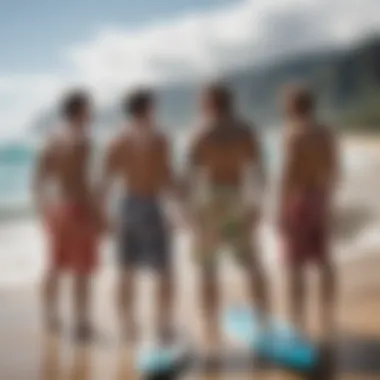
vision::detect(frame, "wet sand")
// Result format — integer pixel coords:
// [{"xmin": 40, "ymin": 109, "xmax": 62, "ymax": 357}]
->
[
  {"xmin": 1, "ymin": 133, "xmax": 380, "ymax": 380},
  {"xmin": 343, "ymin": 133, "xmax": 380, "ymax": 152},
  {"xmin": 1, "ymin": 250, "xmax": 379, "ymax": 380}
]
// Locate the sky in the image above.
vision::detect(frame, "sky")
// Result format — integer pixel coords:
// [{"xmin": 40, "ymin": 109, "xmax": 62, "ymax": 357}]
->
[{"xmin": 0, "ymin": 0, "xmax": 379, "ymax": 139}]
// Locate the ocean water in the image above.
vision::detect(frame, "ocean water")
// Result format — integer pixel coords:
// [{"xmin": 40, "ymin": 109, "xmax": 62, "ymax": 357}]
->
[
  {"xmin": 0, "ymin": 141, "xmax": 36, "ymax": 213},
  {"xmin": 0, "ymin": 130, "xmax": 282, "ymax": 221},
  {"xmin": 0, "ymin": 130, "xmax": 276, "ymax": 287},
  {"xmin": 0, "ymin": 129, "xmax": 377, "ymax": 223},
  {"xmin": 0, "ymin": 130, "xmax": 380, "ymax": 287}
]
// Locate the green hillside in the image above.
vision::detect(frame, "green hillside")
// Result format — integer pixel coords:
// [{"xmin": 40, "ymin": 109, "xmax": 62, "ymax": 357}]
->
[
  {"xmin": 34, "ymin": 35, "xmax": 380, "ymax": 133},
  {"xmin": 228, "ymin": 36, "xmax": 380, "ymax": 129}
]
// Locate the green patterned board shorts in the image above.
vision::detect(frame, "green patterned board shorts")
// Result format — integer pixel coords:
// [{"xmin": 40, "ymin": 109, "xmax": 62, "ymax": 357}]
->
[{"xmin": 192, "ymin": 187, "xmax": 255, "ymax": 268}]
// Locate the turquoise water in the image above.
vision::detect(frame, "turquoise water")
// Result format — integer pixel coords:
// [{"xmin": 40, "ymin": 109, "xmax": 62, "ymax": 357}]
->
[
  {"xmin": 0, "ymin": 142, "xmax": 36, "ymax": 212},
  {"xmin": 0, "ymin": 132, "xmax": 280, "ymax": 220},
  {"xmin": 0, "ymin": 133, "xmax": 378, "ymax": 287}
]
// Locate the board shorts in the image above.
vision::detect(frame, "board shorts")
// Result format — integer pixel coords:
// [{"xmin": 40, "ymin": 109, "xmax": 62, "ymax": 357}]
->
[
  {"xmin": 193, "ymin": 187, "xmax": 255, "ymax": 269},
  {"xmin": 118, "ymin": 196, "xmax": 171, "ymax": 273},
  {"xmin": 282, "ymin": 188, "xmax": 330, "ymax": 266},
  {"xmin": 45, "ymin": 201, "xmax": 99, "ymax": 275}
]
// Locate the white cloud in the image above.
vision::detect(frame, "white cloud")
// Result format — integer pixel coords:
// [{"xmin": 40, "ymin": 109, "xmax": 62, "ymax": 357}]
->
[
  {"xmin": 0, "ymin": 0, "xmax": 380, "ymax": 137},
  {"xmin": 66, "ymin": 0, "xmax": 380, "ymax": 94},
  {"xmin": 0, "ymin": 74, "xmax": 64, "ymax": 138}
]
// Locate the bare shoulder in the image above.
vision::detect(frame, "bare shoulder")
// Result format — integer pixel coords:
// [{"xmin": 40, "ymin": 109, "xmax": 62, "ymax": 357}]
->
[
  {"xmin": 284, "ymin": 127, "xmax": 306, "ymax": 154},
  {"xmin": 154, "ymin": 128, "xmax": 170, "ymax": 148},
  {"xmin": 317, "ymin": 124, "xmax": 336, "ymax": 142},
  {"xmin": 41, "ymin": 132, "xmax": 64, "ymax": 159},
  {"xmin": 189, "ymin": 123, "xmax": 210, "ymax": 150},
  {"xmin": 233, "ymin": 120, "xmax": 261, "ymax": 157},
  {"xmin": 236, "ymin": 118, "xmax": 254, "ymax": 132},
  {"xmin": 236, "ymin": 118, "xmax": 259, "ymax": 140},
  {"xmin": 185, "ymin": 124, "xmax": 211, "ymax": 166},
  {"xmin": 303, "ymin": 124, "xmax": 335, "ymax": 151},
  {"xmin": 72, "ymin": 135, "xmax": 92, "ymax": 154},
  {"xmin": 108, "ymin": 127, "xmax": 130, "ymax": 152},
  {"xmin": 319, "ymin": 126, "xmax": 340, "ymax": 158}
]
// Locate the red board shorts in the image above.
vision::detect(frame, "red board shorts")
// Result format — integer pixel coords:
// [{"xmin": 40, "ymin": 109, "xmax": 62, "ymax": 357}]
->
[
  {"xmin": 44, "ymin": 202, "xmax": 99, "ymax": 275},
  {"xmin": 282, "ymin": 189, "xmax": 330, "ymax": 266}
]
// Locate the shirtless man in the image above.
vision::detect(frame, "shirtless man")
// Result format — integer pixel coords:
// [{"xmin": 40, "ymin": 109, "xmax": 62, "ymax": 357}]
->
[
  {"xmin": 186, "ymin": 82, "xmax": 268, "ymax": 355},
  {"xmin": 279, "ymin": 85, "xmax": 339, "ymax": 338},
  {"xmin": 99, "ymin": 89, "xmax": 176, "ymax": 342},
  {"xmin": 34, "ymin": 90, "xmax": 101, "ymax": 340}
]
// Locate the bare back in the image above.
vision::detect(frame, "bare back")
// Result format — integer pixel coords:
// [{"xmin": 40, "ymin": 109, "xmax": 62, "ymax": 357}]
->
[
  {"xmin": 39, "ymin": 132, "xmax": 93, "ymax": 205},
  {"xmin": 283, "ymin": 123, "xmax": 338, "ymax": 195},
  {"xmin": 107, "ymin": 127, "xmax": 171, "ymax": 198},
  {"xmin": 190, "ymin": 118, "xmax": 262, "ymax": 187}
]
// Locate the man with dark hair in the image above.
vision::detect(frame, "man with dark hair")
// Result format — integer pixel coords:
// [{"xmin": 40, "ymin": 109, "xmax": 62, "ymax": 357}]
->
[
  {"xmin": 185, "ymin": 82, "xmax": 269, "ymax": 358},
  {"xmin": 99, "ymin": 88, "xmax": 179, "ymax": 343},
  {"xmin": 61, "ymin": 90, "xmax": 90, "ymax": 119},
  {"xmin": 283, "ymin": 85, "xmax": 315, "ymax": 117},
  {"xmin": 125, "ymin": 89, "xmax": 154, "ymax": 117},
  {"xmin": 279, "ymin": 84, "xmax": 340, "ymax": 339},
  {"xmin": 33, "ymin": 89, "xmax": 102, "ymax": 341}
]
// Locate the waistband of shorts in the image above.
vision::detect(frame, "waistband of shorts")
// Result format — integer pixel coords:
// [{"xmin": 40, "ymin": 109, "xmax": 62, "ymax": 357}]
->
[
  {"xmin": 206, "ymin": 185, "xmax": 241, "ymax": 197},
  {"xmin": 289, "ymin": 186, "xmax": 328, "ymax": 198},
  {"xmin": 121, "ymin": 194, "xmax": 161, "ymax": 205},
  {"xmin": 53, "ymin": 199, "xmax": 91, "ymax": 210}
]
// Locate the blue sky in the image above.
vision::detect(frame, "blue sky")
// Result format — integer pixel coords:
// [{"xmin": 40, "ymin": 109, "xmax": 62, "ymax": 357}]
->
[
  {"xmin": 0, "ymin": 0, "xmax": 233, "ymax": 72},
  {"xmin": 0, "ymin": 0, "xmax": 379, "ymax": 139}
]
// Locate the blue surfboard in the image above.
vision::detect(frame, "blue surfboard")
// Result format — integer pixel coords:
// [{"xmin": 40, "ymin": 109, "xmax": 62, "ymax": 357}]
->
[
  {"xmin": 223, "ymin": 307, "xmax": 319, "ymax": 370},
  {"xmin": 137, "ymin": 342, "xmax": 190, "ymax": 375}
]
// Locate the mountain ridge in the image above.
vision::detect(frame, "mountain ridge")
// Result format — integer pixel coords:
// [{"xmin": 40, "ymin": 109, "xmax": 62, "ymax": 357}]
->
[{"xmin": 34, "ymin": 35, "xmax": 380, "ymax": 134}]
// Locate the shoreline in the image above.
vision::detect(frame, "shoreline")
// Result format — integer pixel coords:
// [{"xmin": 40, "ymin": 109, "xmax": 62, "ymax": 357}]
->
[
  {"xmin": 342, "ymin": 131, "xmax": 380, "ymax": 151},
  {"xmin": 1, "ymin": 243, "xmax": 379, "ymax": 380},
  {"xmin": 1, "ymin": 207, "xmax": 380, "ymax": 291},
  {"xmin": 1, "ymin": 242, "xmax": 379, "ymax": 294},
  {"xmin": 1, "ymin": 229, "xmax": 379, "ymax": 292},
  {"xmin": 1, "ymin": 132, "xmax": 380, "ymax": 379},
  {"xmin": 2, "ymin": 132, "xmax": 380, "ymax": 289},
  {"xmin": 0, "ymin": 131, "xmax": 379, "ymax": 219}
]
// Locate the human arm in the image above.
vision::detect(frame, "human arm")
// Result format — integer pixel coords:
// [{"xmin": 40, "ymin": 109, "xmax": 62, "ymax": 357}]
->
[
  {"xmin": 97, "ymin": 135, "xmax": 123, "ymax": 233},
  {"xmin": 325, "ymin": 129, "xmax": 341, "ymax": 193},
  {"xmin": 278, "ymin": 131, "xmax": 301, "ymax": 231},
  {"xmin": 32, "ymin": 140, "xmax": 55, "ymax": 216},
  {"xmin": 177, "ymin": 130, "xmax": 205, "ymax": 228},
  {"xmin": 243, "ymin": 127, "xmax": 267, "ymax": 227},
  {"xmin": 246, "ymin": 127, "xmax": 267, "ymax": 199}
]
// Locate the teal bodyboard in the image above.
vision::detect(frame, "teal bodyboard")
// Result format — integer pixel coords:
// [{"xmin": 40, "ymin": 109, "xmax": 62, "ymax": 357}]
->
[
  {"xmin": 223, "ymin": 307, "xmax": 319, "ymax": 370},
  {"xmin": 138, "ymin": 343, "xmax": 187, "ymax": 374}
]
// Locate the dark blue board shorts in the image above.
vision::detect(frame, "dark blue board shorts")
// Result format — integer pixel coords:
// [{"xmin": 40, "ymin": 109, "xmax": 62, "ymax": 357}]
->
[{"xmin": 118, "ymin": 196, "xmax": 171, "ymax": 273}]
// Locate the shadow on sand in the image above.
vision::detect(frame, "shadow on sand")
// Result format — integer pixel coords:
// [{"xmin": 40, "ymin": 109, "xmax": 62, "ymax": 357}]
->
[
  {"xmin": 141, "ymin": 332, "xmax": 380, "ymax": 380},
  {"xmin": 40, "ymin": 330, "xmax": 380, "ymax": 380}
]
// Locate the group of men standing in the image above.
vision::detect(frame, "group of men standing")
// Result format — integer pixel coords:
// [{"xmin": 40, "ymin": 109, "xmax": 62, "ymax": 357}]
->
[{"xmin": 34, "ymin": 82, "xmax": 339, "ymax": 355}]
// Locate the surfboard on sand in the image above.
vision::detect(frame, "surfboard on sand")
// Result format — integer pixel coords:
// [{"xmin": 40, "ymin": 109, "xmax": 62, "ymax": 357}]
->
[
  {"xmin": 223, "ymin": 307, "xmax": 319, "ymax": 371},
  {"xmin": 137, "ymin": 341, "xmax": 191, "ymax": 378},
  {"xmin": 137, "ymin": 307, "xmax": 319, "ymax": 377}
]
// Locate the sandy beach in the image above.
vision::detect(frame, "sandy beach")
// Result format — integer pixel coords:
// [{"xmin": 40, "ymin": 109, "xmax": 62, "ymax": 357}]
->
[
  {"xmin": 0, "ymin": 135, "xmax": 380, "ymax": 380},
  {"xmin": 1, "ymin": 247, "xmax": 380, "ymax": 380}
]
